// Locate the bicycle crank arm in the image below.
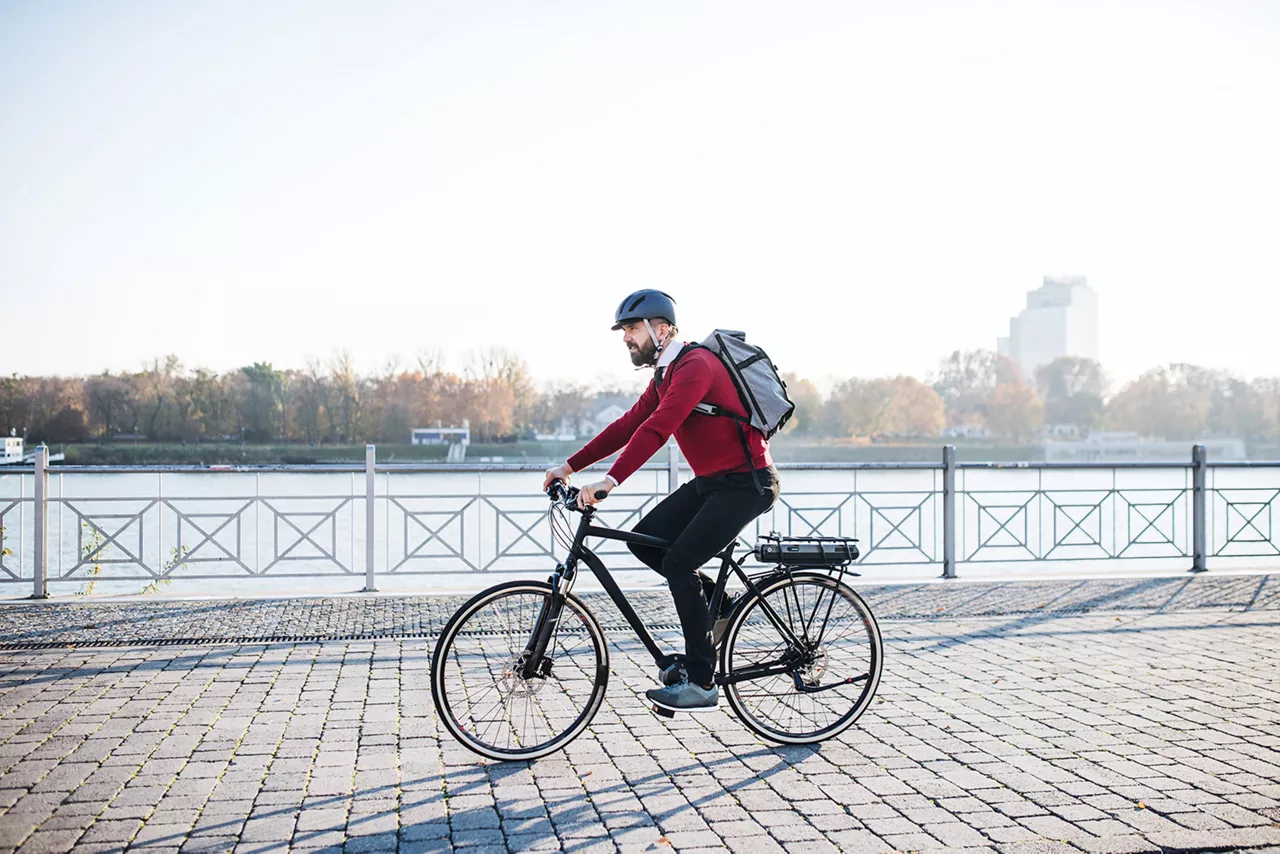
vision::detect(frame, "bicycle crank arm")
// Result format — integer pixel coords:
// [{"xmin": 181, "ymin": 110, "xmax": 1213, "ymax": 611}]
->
[{"xmin": 791, "ymin": 672, "xmax": 871, "ymax": 694}]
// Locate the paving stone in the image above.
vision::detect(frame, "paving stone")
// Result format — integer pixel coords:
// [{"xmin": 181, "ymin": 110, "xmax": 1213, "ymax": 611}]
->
[
  {"xmin": 1073, "ymin": 836, "xmax": 1161, "ymax": 854},
  {"xmin": 14, "ymin": 829, "xmax": 85, "ymax": 853}
]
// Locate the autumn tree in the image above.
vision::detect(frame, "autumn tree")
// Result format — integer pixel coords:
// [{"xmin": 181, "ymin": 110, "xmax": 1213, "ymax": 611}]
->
[
  {"xmin": 529, "ymin": 382, "xmax": 594, "ymax": 436},
  {"xmin": 84, "ymin": 374, "xmax": 134, "ymax": 438},
  {"xmin": 822, "ymin": 377, "xmax": 945, "ymax": 438},
  {"xmin": 930, "ymin": 350, "xmax": 1017, "ymax": 428},
  {"xmin": 328, "ymin": 352, "xmax": 362, "ymax": 443},
  {"xmin": 1105, "ymin": 364, "xmax": 1219, "ymax": 439},
  {"xmin": 1205, "ymin": 377, "xmax": 1280, "ymax": 443},
  {"xmin": 986, "ymin": 380, "xmax": 1045, "ymax": 442},
  {"xmin": 780, "ymin": 374, "xmax": 822, "ymax": 435},
  {"xmin": 1035, "ymin": 357, "xmax": 1107, "ymax": 428},
  {"xmin": 135, "ymin": 356, "xmax": 182, "ymax": 439},
  {"xmin": 238, "ymin": 363, "xmax": 286, "ymax": 442},
  {"xmin": 187, "ymin": 369, "xmax": 237, "ymax": 441}
]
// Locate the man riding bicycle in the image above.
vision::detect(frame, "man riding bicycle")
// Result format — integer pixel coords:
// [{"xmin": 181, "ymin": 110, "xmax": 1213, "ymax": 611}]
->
[{"xmin": 542, "ymin": 289, "xmax": 781, "ymax": 713}]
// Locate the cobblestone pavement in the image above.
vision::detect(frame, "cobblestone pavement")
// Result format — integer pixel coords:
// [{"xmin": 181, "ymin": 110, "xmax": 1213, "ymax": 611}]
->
[
  {"xmin": 1, "ymin": 579, "xmax": 1279, "ymax": 853},
  {"xmin": 1, "ymin": 573, "xmax": 1277, "ymax": 648}
]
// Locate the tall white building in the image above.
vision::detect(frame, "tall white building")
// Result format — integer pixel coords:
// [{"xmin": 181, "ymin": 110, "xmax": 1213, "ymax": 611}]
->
[{"xmin": 997, "ymin": 276, "xmax": 1099, "ymax": 378}]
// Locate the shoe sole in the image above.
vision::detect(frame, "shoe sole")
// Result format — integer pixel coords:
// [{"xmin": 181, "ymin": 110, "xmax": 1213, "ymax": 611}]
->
[{"xmin": 643, "ymin": 693, "xmax": 720, "ymax": 714}]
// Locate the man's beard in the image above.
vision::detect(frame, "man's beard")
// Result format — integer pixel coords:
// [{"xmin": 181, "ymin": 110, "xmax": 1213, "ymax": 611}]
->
[{"xmin": 628, "ymin": 338, "xmax": 658, "ymax": 367}]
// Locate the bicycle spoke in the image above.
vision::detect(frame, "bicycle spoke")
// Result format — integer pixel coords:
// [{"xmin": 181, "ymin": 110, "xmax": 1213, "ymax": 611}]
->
[
  {"xmin": 723, "ymin": 576, "xmax": 882, "ymax": 743},
  {"xmin": 433, "ymin": 585, "xmax": 607, "ymax": 761}
]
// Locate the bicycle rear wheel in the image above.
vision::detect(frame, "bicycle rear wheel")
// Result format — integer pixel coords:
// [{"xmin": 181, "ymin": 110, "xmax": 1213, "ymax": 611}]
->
[
  {"xmin": 431, "ymin": 581, "xmax": 608, "ymax": 761},
  {"xmin": 721, "ymin": 571, "xmax": 882, "ymax": 744}
]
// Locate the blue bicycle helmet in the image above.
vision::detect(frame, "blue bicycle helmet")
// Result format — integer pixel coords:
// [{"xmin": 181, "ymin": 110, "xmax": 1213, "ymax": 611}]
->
[{"xmin": 612, "ymin": 289, "xmax": 677, "ymax": 330}]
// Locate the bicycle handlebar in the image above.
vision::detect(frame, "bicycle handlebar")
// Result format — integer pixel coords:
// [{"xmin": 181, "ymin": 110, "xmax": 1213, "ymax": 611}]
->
[{"xmin": 546, "ymin": 480, "xmax": 608, "ymax": 509}]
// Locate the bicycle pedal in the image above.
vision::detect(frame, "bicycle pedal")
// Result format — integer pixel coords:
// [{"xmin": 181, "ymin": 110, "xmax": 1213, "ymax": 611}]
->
[{"xmin": 652, "ymin": 704, "xmax": 675, "ymax": 719}]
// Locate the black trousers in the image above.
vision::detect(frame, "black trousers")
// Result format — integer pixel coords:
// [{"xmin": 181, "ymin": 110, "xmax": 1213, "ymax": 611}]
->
[{"xmin": 628, "ymin": 466, "xmax": 780, "ymax": 686}]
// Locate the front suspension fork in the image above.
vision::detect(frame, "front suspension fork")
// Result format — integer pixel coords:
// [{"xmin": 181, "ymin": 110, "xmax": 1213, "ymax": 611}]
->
[{"xmin": 519, "ymin": 565, "xmax": 572, "ymax": 678}]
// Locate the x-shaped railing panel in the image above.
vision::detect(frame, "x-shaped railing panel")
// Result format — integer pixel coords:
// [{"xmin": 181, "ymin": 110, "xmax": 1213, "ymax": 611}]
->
[
  {"xmin": 260, "ymin": 498, "xmax": 354, "ymax": 574},
  {"xmin": 164, "ymin": 499, "xmax": 254, "ymax": 574},
  {"xmin": 390, "ymin": 496, "xmax": 477, "ymax": 572},
  {"xmin": 963, "ymin": 491, "xmax": 1037, "ymax": 562},
  {"xmin": 1211, "ymin": 487, "xmax": 1280, "ymax": 557},
  {"xmin": 63, "ymin": 499, "xmax": 158, "ymax": 577},
  {"xmin": 1115, "ymin": 493, "xmax": 1186, "ymax": 558},
  {"xmin": 1042, "ymin": 490, "xmax": 1112, "ymax": 559},
  {"xmin": 484, "ymin": 498, "xmax": 562, "ymax": 570},
  {"xmin": 859, "ymin": 494, "xmax": 934, "ymax": 562}
]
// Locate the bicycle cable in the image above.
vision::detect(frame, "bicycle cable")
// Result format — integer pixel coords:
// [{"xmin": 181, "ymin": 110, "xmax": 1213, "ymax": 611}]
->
[{"xmin": 548, "ymin": 501, "xmax": 576, "ymax": 554}]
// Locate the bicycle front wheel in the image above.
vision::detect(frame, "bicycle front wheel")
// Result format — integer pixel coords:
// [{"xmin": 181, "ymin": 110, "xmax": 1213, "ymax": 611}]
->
[
  {"xmin": 721, "ymin": 571, "xmax": 883, "ymax": 744},
  {"xmin": 431, "ymin": 581, "xmax": 609, "ymax": 762}
]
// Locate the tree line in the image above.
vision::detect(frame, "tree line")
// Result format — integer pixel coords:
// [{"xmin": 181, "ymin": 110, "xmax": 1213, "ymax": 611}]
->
[
  {"xmin": 3, "ymin": 350, "xmax": 1279, "ymax": 446},
  {"xmin": 795, "ymin": 352, "xmax": 1280, "ymax": 445}
]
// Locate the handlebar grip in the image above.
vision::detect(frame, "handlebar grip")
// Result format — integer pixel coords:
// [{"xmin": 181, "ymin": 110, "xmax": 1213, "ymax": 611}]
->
[{"xmin": 593, "ymin": 490, "xmax": 609, "ymax": 501}]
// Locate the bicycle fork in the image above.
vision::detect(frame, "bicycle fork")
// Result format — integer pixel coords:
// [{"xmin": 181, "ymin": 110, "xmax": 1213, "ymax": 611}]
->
[{"xmin": 518, "ymin": 565, "xmax": 573, "ymax": 679}]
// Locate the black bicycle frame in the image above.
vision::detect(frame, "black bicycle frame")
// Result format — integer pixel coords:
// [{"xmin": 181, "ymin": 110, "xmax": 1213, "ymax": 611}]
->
[{"xmin": 521, "ymin": 503, "xmax": 819, "ymax": 686}]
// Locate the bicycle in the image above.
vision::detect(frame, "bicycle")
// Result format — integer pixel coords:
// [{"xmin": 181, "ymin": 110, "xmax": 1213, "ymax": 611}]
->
[{"xmin": 429, "ymin": 480, "xmax": 884, "ymax": 762}]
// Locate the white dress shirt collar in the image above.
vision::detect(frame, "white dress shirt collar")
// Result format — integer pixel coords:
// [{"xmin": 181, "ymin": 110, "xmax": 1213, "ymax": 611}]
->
[{"xmin": 655, "ymin": 340, "xmax": 684, "ymax": 373}]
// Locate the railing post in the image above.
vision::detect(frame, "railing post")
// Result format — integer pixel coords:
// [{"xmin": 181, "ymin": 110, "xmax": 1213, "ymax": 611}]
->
[
  {"xmin": 1192, "ymin": 443, "xmax": 1207, "ymax": 573},
  {"xmin": 32, "ymin": 445, "xmax": 49, "ymax": 599},
  {"xmin": 667, "ymin": 442, "xmax": 680, "ymax": 494},
  {"xmin": 942, "ymin": 445, "xmax": 957, "ymax": 579},
  {"xmin": 365, "ymin": 444, "xmax": 377, "ymax": 592}
]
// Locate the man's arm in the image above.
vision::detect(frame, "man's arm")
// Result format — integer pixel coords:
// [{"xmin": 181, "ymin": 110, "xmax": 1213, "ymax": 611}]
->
[
  {"xmin": 606, "ymin": 358, "xmax": 714, "ymax": 485},
  {"xmin": 562, "ymin": 381, "xmax": 660, "ymax": 476}
]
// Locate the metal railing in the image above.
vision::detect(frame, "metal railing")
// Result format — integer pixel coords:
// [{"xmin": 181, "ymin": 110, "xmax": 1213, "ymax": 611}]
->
[{"xmin": 1, "ymin": 444, "xmax": 1277, "ymax": 597}]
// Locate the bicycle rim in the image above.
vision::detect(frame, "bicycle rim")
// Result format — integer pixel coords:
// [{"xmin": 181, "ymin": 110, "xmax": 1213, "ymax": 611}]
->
[
  {"xmin": 722, "ymin": 573, "xmax": 882, "ymax": 744},
  {"xmin": 431, "ymin": 581, "xmax": 609, "ymax": 762}
]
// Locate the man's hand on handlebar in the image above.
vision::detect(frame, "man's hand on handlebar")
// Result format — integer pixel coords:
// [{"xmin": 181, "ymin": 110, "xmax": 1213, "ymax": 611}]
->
[
  {"xmin": 577, "ymin": 479, "xmax": 613, "ymax": 511},
  {"xmin": 545, "ymin": 474, "xmax": 611, "ymax": 512},
  {"xmin": 543, "ymin": 463, "xmax": 573, "ymax": 491}
]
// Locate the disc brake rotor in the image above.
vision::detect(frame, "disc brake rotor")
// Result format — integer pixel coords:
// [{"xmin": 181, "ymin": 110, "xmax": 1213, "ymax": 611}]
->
[
  {"xmin": 499, "ymin": 654, "xmax": 547, "ymax": 699},
  {"xmin": 798, "ymin": 644, "xmax": 829, "ymax": 687}
]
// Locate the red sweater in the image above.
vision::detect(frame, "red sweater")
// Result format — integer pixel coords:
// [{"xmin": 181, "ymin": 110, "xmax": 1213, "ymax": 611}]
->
[{"xmin": 568, "ymin": 345, "xmax": 772, "ymax": 484}]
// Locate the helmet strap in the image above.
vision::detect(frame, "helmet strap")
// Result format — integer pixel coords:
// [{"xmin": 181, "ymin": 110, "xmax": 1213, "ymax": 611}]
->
[{"xmin": 643, "ymin": 319, "xmax": 665, "ymax": 367}]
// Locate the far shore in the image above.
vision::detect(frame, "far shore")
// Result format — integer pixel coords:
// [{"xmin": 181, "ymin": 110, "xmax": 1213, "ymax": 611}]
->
[{"xmin": 16, "ymin": 437, "xmax": 1280, "ymax": 466}]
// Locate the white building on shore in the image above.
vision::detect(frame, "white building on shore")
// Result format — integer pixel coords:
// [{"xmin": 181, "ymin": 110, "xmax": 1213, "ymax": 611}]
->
[{"xmin": 998, "ymin": 276, "xmax": 1099, "ymax": 378}]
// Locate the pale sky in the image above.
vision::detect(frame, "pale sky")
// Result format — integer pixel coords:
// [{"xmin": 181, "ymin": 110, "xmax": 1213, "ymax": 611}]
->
[{"xmin": 2, "ymin": 0, "xmax": 1278, "ymax": 392}]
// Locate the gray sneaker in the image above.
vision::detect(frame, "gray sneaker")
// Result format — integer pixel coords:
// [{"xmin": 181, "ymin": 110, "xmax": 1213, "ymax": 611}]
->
[{"xmin": 646, "ymin": 677, "xmax": 719, "ymax": 714}]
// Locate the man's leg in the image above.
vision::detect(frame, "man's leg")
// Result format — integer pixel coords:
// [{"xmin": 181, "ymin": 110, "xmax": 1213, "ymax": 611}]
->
[
  {"xmin": 627, "ymin": 479, "xmax": 705, "ymax": 572},
  {"xmin": 659, "ymin": 478, "xmax": 778, "ymax": 688}
]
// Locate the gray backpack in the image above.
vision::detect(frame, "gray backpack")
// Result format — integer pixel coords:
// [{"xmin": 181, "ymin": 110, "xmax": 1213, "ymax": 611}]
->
[{"xmin": 673, "ymin": 330, "xmax": 795, "ymax": 490}]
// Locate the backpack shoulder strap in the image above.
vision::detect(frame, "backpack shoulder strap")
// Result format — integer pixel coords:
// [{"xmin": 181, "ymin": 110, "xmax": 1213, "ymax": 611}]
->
[{"xmin": 676, "ymin": 341, "xmax": 763, "ymax": 494}]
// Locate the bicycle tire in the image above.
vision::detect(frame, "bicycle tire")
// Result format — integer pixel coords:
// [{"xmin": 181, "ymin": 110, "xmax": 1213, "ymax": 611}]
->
[
  {"xmin": 721, "ymin": 571, "xmax": 883, "ymax": 744},
  {"xmin": 431, "ymin": 580, "xmax": 609, "ymax": 762}
]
